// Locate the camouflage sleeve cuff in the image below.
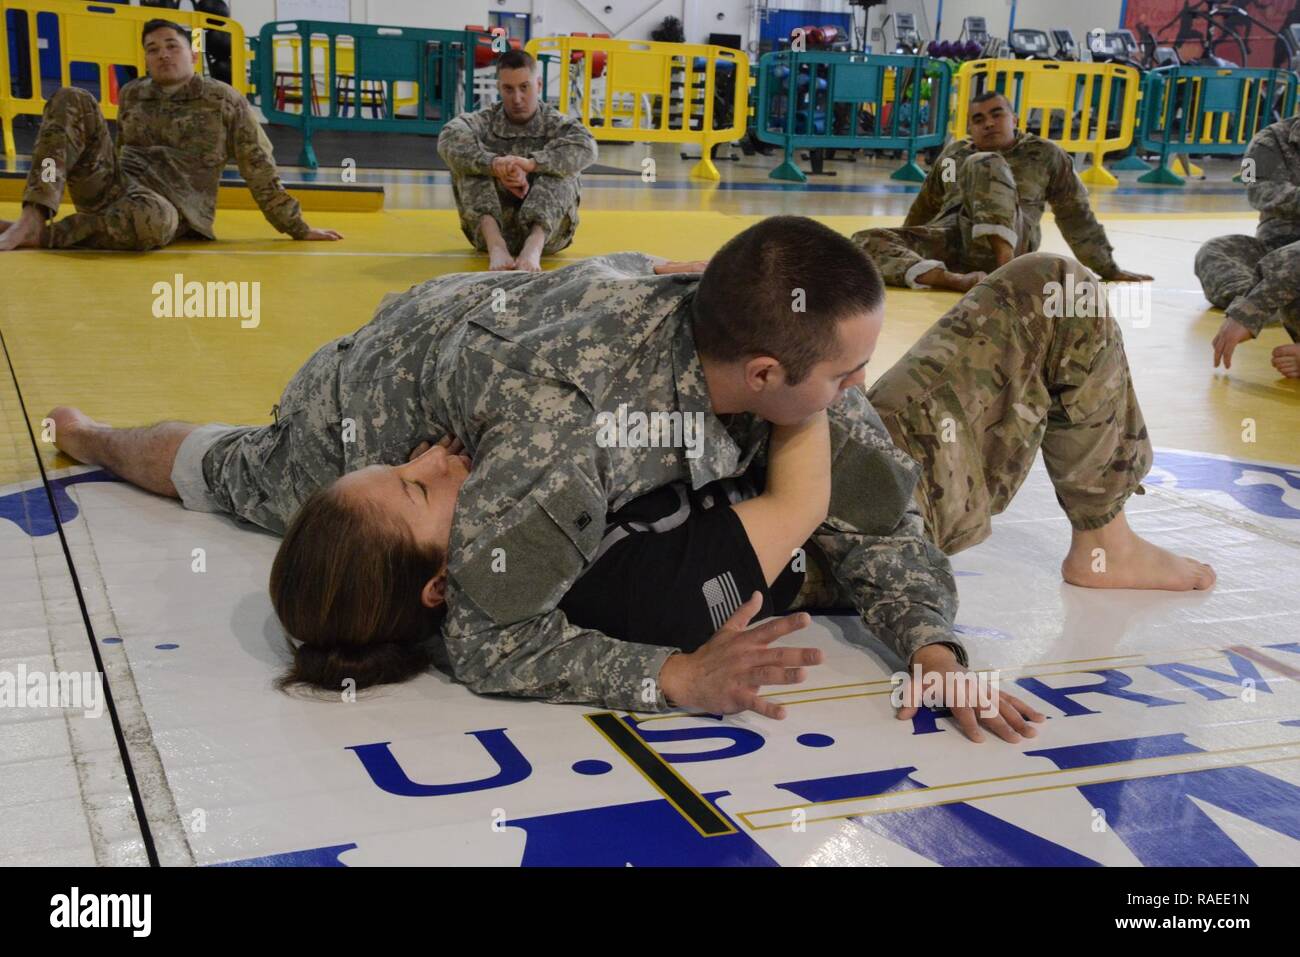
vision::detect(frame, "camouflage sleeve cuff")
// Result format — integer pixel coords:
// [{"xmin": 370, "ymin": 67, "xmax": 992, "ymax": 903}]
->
[
  {"xmin": 894, "ymin": 608, "xmax": 967, "ymax": 667},
  {"xmin": 529, "ymin": 150, "xmax": 554, "ymax": 174},
  {"xmin": 905, "ymin": 259, "xmax": 947, "ymax": 288},
  {"xmin": 603, "ymin": 644, "xmax": 681, "ymax": 712},
  {"xmin": 1226, "ymin": 299, "xmax": 1268, "ymax": 336},
  {"xmin": 971, "ymin": 223, "xmax": 1018, "ymax": 248},
  {"xmin": 530, "ymin": 148, "xmax": 586, "ymax": 177},
  {"xmin": 286, "ymin": 219, "xmax": 311, "ymax": 240}
]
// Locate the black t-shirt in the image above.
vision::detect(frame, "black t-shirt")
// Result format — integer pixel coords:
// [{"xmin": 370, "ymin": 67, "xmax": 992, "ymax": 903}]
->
[{"xmin": 558, "ymin": 473, "xmax": 805, "ymax": 652}]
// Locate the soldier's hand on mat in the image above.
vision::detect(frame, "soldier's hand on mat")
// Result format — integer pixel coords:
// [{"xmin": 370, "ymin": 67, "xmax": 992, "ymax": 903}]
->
[
  {"xmin": 299, "ymin": 227, "xmax": 343, "ymax": 241},
  {"xmin": 652, "ymin": 259, "xmax": 710, "ymax": 275},
  {"xmin": 1212, "ymin": 316, "xmax": 1255, "ymax": 370},
  {"xmin": 1106, "ymin": 267, "xmax": 1152, "ymax": 282},
  {"xmin": 897, "ymin": 643, "xmax": 1045, "ymax": 744},
  {"xmin": 657, "ymin": 591, "xmax": 821, "ymax": 719}
]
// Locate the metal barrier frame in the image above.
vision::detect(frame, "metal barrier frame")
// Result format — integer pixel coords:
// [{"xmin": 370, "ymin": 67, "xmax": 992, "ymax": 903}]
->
[
  {"xmin": 753, "ymin": 50, "xmax": 951, "ymax": 183},
  {"xmin": 526, "ymin": 34, "xmax": 748, "ymax": 181},
  {"xmin": 952, "ymin": 58, "xmax": 1140, "ymax": 187},
  {"xmin": 257, "ymin": 19, "xmax": 479, "ymax": 169},
  {"xmin": 1134, "ymin": 64, "xmax": 1298, "ymax": 185}
]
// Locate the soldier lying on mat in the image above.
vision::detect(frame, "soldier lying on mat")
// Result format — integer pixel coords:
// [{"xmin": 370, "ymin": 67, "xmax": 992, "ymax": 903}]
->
[
  {"xmin": 0, "ymin": 19, "xmax": 341, "ymax": 252},
  {"xmin": 45, "ymin": 217, "xmax": 1212, "ymax": 742},
  {"xmin": 850, "ymin": 91, "xmax": 1151, "ymax": 292},
  {"xmin": 437, "ymin": 48, "xmax": 597, "ymax": 272}
]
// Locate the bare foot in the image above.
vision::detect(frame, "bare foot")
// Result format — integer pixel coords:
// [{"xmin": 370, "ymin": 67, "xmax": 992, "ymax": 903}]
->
[
  {"xmin": 486, "ymin": 244, "xmax": 516, "ymax": 271},
  {"xmin": 1272, "ymin": 343, "xmax": 1300, "ymax": 378},
  {"xmin": 918, "ymin": 267, "xmax": 986, "ymax": 292},
  {"xmin": 1061, "ymin": 512, "xmax": 1216, "ymax": 591},
  {"xmin": 0, "ymin": 208, "xmax": 47, "ymax": 250},
  {"xmin": 514, "ymin": 239, "xmax": 544, "ymax": 272},
  {"xmin": 947, "ymin": 270, "xmax": 987, "ymax": 292},
  {"xmin": 45, "ymin": 406, "xmax": 107, "ymax": 463},
  {"xmin": 0, "ymin": 218, "xmax": 12, "ymax": 231}
]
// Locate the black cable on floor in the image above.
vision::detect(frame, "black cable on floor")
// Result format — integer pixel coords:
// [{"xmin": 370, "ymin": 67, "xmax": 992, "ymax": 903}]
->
[{"xmin": 0, "ymin": 326, "xmax": 161, "ymax": 867}]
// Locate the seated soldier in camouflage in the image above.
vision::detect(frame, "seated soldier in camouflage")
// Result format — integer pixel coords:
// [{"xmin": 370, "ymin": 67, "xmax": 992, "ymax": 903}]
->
[
  {"xmin": 0, "ymin": 19, "xmax": 341, "ymax": 252},
  {"xmin": 851, "ymin": 91, "xmax": 1150, "ymax": 292},
  {"xmin": 1195, "ymin": 115, "xmax": 1300, "ymax": 379},
  {"xmin": 437, "ymin": 49, "xmax": 596, "ymax": 272},
  {"xmin": 46, "ymin": 218, "xmax": 1212, "ymax": 745}
]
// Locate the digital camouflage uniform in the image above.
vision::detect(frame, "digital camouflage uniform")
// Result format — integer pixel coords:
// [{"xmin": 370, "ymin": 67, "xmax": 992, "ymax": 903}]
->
[
  {"xmin": 852, "ymin": 132, "xmax": 1120, "ymax": 287},
  {"xmin": 22, "ymin": 77, "xmax": 308, "ymax": 250},
  {"xmin": 1193, "ymin": 115, "xmax": 1300, "ymax": 341},
  {"xmin": 169, "ymin": 253, "xmax": 960, "ymax": 712},
  {"xmin": 436, "ymin": 100, "xmax": 597, "ymax": 256}
]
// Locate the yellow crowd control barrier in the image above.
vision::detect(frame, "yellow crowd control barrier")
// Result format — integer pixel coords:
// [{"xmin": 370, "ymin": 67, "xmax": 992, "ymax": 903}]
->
[
  {"xmin": 526, "ymin": 34, "xmax": 748, "ymax": 181},
  {"xmin": 1, "ymin": 0, "xmax": 247, "ymax": 157},
  {"xmin": 951, "ymin": 58, "xmax": 1139, "ymax": 187}
]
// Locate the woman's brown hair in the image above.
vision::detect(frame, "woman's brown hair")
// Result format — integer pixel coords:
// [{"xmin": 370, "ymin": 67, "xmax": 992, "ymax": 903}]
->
[{"xmin": 270, "ymin": 483, "xmax": 446, "ymax": 694}]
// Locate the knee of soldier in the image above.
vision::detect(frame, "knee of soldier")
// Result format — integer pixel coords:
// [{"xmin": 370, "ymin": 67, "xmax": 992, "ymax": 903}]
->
[
  {"xmin": 1002, "ymin": 251, "xmax": 1084, "ymax": 289},
  {"xmin": 454, "ymin": 174, "xmax": 497, "ymax": 201},
  {"xmin": 997, "ymin": 252, "xmax": 1106, "ymax": 330},
  {"xmin": 961, "ymin": 151, "xmax": 1016, "ymax": 189},
  {"xmin": 1193, "ymin": 236, "xmax": 1239, "ymax": 275},
  {"xmin": 525, "ymin": 175, "xmax": 578, "ymax": 205},
  {"xmin": 131, "ymin": 197, "xmax": 180, "ymax": 250},
  {"xmin": 45, "ymin": 86, "xmax": 99, "ymax": 115}
]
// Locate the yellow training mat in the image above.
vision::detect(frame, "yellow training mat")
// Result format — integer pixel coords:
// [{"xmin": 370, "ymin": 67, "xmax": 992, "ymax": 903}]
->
[
  {"xmin": 0, "ymin": 174, "xmax": 383, "ymax": 212},
  {"xmin": 0, "ymin": 206, "xmax": 1296, "ymax": 473}
]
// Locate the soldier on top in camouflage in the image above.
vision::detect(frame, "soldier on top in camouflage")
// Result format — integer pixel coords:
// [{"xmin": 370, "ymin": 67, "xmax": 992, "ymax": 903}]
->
[
  {"xmin": 1195, "ymin": 115, "xmax": 1300, "ymax": 379},
  {"xmin": 47, "ymin": 217, "xmax": 1212, "ymax": 743},
  {"xmin": 0, "ymin": 19, "xmax": 341, "ymax": 252},
  {"xmin": 851, "ymin": 91, "xmax": 1151, "ymax": 291},
  {"xmin": 437, "ymin": 48, "xmax": 597, "ymax": 272}
]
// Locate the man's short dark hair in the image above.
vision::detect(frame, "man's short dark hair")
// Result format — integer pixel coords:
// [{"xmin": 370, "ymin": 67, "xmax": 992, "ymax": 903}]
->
[
  {"xmin": 970, "ymin": 89, "xmax": 1010, "ymax": 109},
  {"xmin": 692, "ymin": 216, "xmax": 884, "ymax": 385},
  {"xmin": 496, "ymin": 49, "xmax": 537, "ymax": 75},
  {"xmin": 142, "ymin": 19, "xmax": 191, "ymax": 47}
]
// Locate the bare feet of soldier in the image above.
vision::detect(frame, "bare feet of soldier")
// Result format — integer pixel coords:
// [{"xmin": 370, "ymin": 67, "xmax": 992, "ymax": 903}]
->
[
  {"xmin": 486, "ymin": 242, "xmax": 516, "ymax": 271},
  {"xmin": 0, "ymin": 207, "xmax": 48, "ymax": 251},
  {"xmin": 1061, "ymin": 512, "xmax": 1216, "ymax": 591},
  {"xmin": 45, "ymin": 406, "xmax": 109, "ymax": 464},
  {"xmin": 917, "ymin": 266, "xmax": 986, "ymax": 292},
  {"xmin": 1272, "ymin": 343, "xmax": 1300, "ymax": 378},
  {"xmin": 514, "ymin": 227, "xmax": 546, "ymax": 273}
]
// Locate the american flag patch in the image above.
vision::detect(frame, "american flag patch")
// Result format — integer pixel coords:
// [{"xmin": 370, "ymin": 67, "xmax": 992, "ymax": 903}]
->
[{"xmin": 702, "ymin": 571, "xmax": 744, "ymax": 630}]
